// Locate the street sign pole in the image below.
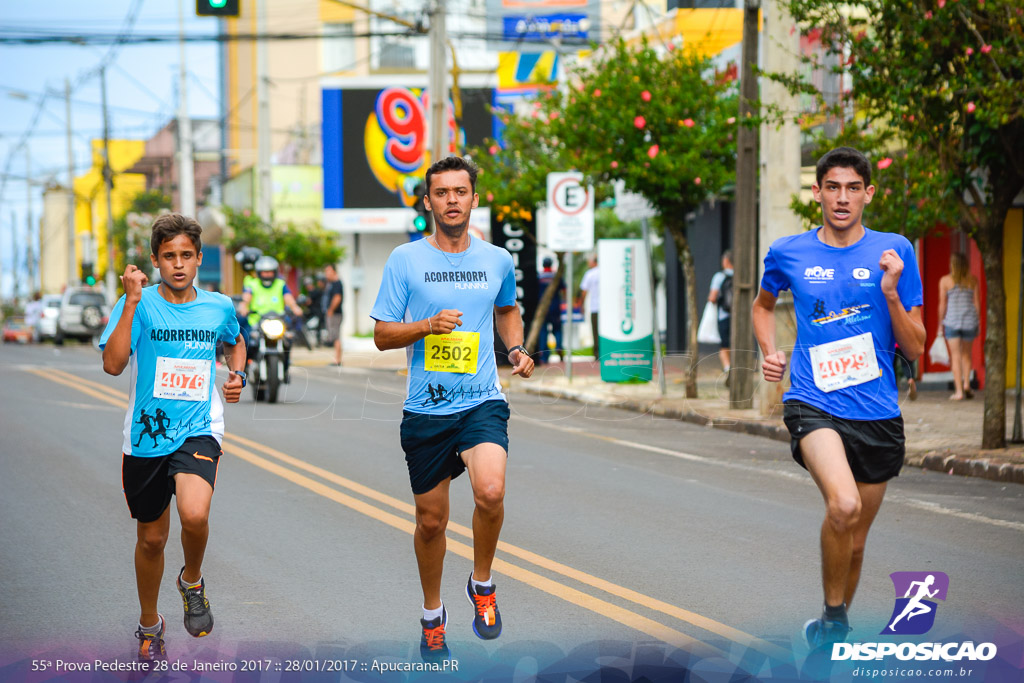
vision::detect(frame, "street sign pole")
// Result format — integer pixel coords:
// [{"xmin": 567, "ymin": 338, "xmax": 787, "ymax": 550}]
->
[
  {"xmin": 565, "ymin": 252, "xmax": 574, "ymax": 382},
  {"xmin": 547, "ymin": 171, "xmax": 595, "ymax": 384}
]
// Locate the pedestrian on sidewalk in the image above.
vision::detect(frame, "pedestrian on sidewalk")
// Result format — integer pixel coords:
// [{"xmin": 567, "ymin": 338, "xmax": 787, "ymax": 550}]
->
[
  {"xmin": 323, "ymin": 263, "xmax": 344, "ymax": 365},
  {"xmin": 536, "ymin": 257, "xmax": 564, "ymax": 364},
  {"xmin": 708, "ymin": 250, "xmax": 734, "ymax": 378},
  {"xmin": 752, "ymin": 147, "xmax": 924, "ymax": 649},
  {"xmin": 937, "ymin": 252, "xmax": 980, "ymax": 400},
  {"xmin": 371, "ymin": 156, "xmax": 534, "ymax": 663},
  {"xmin": 100, "ymin": 214, "xmax": 246, "ymax": 663},
  {"xmin": 579, "ymin": 255, "xmax": 600, "ymax": 360}
]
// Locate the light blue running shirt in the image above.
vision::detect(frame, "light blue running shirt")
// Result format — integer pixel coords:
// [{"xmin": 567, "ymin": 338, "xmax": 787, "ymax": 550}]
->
[
  {"xmin": 371, "ymin": 236, "xmax": 517, "ymax": 415},
  {"xmin": 99, "ymin": 285, "xmax": 240, "ymax": 457},
  {"xmin": 761, "ymin": 227, "xmax": 923, "ymax": 420}
]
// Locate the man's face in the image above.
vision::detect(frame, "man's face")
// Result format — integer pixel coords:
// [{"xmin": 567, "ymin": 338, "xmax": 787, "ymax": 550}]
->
[
  {"xmin": 425, "ymin": 169, "xmax": 478, "ymax": 236},
  {"xmin": 811, "ymin": 166, "xmax": 875, "ymax": 233},
  {"xmin": 150, "ymin": 234, "xmax": 201, "ymax": 293}
]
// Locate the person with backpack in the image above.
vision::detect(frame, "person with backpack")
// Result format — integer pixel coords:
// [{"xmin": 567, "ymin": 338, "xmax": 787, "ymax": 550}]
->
[{"xmin": 708, "ymin": 250, "xmax": 734, "ymax": 378}]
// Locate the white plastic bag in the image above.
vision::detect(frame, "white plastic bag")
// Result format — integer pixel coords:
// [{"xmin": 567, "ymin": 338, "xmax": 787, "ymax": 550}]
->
[
  {"xmin": 697, "ymin": 303, "xmax": 721, "ymax": 345},
  {"xmin": 928, "ymin": 333, "xmax": 949, "ymax": 366}
]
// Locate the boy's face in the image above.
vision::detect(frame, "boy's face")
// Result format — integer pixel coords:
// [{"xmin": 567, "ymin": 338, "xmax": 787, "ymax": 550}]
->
[
  {"xmin": 425, "ymin": 169, "xmax": 478, "ymax": 233},
  {"xmin": 811, "ymin": 166, "xmax": 875, "ymax": 233},
  {"xmin": 150, "ymin": 234, "xmax": 202, "ymax": 293}
]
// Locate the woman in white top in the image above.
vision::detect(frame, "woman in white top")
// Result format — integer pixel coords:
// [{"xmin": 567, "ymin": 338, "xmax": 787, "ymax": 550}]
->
[{"xmin": 937, "ymin": 252, "xmax": 981, "ymax": 400}]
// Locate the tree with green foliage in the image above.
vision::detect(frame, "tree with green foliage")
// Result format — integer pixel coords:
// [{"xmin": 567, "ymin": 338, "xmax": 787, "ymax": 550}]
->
[
  {"xmin": 777, "ymin": 0, "xmax": 1024, "ymax": 448},
  {"xmin": 544, "ymin": 38, "xmax": 739, "ymax": 396},
  {"xmin": 223, "ymin": 207, "xmax": 345, "ymax": 276}
]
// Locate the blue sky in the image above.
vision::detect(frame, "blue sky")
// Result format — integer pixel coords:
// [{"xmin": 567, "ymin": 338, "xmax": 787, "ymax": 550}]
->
[{"xmin": 0, "ymin": 0, "xmax": 221, "ymax": 301}]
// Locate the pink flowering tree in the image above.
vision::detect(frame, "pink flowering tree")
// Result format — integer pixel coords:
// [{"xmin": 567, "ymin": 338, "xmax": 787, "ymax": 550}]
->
[
  {"xmin": 777, "ymin": 0, "xmax": 1024, "ymax": 448},
  {"xmin": 545, "ymin": 37, "xmax": 740, "ymax": 396}
]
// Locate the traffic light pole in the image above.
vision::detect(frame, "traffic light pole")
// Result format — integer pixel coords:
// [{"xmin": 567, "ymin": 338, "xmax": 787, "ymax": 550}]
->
[{"xmin": 65, "ymin": 78, "xmax": 78, "ymax": 286}]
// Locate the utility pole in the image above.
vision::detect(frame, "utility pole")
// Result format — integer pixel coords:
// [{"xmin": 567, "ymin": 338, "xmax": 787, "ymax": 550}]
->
[
  {"xmin": 256, "ymin": 0, "xmax": 272, "ymax": 222},
  {"xmin": 12, "ymin": 210, "xmax": 20, "ymax": 303},
  {"xmin": 177, "ymin": 0, "xmax": 196, "ymax": 218},
  {"xmin": 26, "ymin": 146, "xmax": 35, "ymax": 296},
  {"xmin": 101, "ymin": 65, "xmax": 117, "ymax": 304},
  {"xmin": 66, "ymin": 77, "xmax": 78, "ymax": 286},
  {"xmin": 428, "ymin": 0, "xmax": 448, "ymax": 164},
  {"xmin": 758, "ymin": 0, "xmax": 802, "ymax": 416},
  {"xmin": 729, "ymin": 0, "xmax": 760, "ymax": 408}
]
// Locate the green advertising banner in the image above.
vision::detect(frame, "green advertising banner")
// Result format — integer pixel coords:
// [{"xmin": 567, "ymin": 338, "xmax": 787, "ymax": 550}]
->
[{"xmin": 597, "ymin": 239, "xmax": 654, "ymax": 383}]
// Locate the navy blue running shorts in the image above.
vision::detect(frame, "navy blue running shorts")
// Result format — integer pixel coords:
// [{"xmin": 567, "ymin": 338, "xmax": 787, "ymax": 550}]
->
[
  {"xmin": 400, "ymin": 399, "xmax": 511, "ymax": 495},
  {"xmin": 122, "ymin": 436, "xmax": 222, "ymax": 523},
  {"xmin": 783, "ymin": 400, "xmax": 905, "ymax": 484}
]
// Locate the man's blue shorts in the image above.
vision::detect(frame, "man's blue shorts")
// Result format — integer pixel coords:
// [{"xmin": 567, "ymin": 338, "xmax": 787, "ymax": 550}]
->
[{"xmin": 400, "ymin": 399, "xmax": 510, "ymax": 495}]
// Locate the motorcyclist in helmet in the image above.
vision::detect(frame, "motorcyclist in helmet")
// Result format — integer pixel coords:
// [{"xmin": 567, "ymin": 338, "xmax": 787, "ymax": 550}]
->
[{"xmin": 240, "ymin": 256, "xmax": 304, "ymax": 328}]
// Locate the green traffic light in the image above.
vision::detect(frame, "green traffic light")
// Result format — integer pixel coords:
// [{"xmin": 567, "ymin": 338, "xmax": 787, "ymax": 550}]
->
[
  {"xmin": 413, "ymin": 216, "xmax": 428, "ymax": 232},
  {"xmin": 85, "ymin": 276, "xmax": 96, "ymax": 286},
  {"xmin": 210, "ymin": 0, "xmax": 227, "ymax": 6}
]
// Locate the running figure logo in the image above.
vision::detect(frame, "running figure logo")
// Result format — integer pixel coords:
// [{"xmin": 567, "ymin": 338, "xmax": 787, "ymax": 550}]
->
[
  {"xmin": 882, "ymin": 571, "xmax": 949, "ymax": 635},
  {"xmin": 422, "ymin": 384, "xmax": 454, "ymax": 407},
  {"xmin": 134, "ymin": 408, "xmax": 172, "ymax": 448}
]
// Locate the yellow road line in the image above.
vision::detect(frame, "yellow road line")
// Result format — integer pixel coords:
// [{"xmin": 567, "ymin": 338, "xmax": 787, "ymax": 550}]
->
[{"xmin": 33, "ymin": 366, "xmax": 786, "ymax": 659}]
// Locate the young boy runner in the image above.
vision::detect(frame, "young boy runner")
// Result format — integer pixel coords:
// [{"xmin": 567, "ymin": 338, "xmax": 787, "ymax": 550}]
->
[
  {"xmin": 371, "ymin": 156, "xmax": 534, "ymax": 662},
  {"xmin": 100, "ymin": 214, "xmax": 246, "ymax": 662},
  {"xmin": 752, "ymin": 147, "xmax": 925, "ymax": 646}
]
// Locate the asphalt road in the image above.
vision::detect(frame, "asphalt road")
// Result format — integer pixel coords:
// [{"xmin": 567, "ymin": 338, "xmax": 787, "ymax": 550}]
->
[{"xmin": 1, "ymin": 342, "xmax": 1022, "ymax": 682}]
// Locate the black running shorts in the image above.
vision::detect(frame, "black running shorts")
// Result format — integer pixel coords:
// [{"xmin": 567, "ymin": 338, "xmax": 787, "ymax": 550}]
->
[
  {"xmin": 400, "ymin": 400, "xmax": 511, "ymax": 495},
  {"xmin": 783, "ymin": 400, "xmax": 905, "ymax": 484},
  {"xmin": 122, "ymin": 436, "xmax": 222, "ymax": 523}
]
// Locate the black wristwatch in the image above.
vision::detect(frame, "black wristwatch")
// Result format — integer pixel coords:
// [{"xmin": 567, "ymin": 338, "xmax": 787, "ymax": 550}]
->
[
  {"xmin": 507, "ymin": 345, "xmax": 529, "ymax": 358},
  {"xmin": 233, "ymin": 370, "xmax": 247, "ymax": 387}
]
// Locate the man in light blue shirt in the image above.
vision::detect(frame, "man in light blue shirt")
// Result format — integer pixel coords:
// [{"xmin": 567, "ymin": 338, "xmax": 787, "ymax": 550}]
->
[{"xmin": 372, "ymin": 156, "xmax": 533, "ymax": 661}]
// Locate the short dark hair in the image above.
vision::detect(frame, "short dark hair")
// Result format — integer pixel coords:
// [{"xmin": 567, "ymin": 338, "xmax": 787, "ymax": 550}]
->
[
  {"xmin": 425, "ymin": 155, "xmax": 479, "ymax": 194},
  {"xmin": 816, "ymin": 147, "xmax": 871, "ymax": 187},
  {"xmin": 150, "ymin": 213, "xmax": 202, "ymax": 255}
]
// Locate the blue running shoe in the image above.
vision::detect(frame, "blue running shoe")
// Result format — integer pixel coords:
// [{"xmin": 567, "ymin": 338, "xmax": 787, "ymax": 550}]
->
[
  {"xmin": 420, "ymin": 606, "xmax": 450, "ymax": 663},
  {"xmin": 466, "ymin": 574, "xmax": 502, "ymax": 640},
  {"xmin": 803, "ymin": 617, "xmax": 851, "ymax": 648}
]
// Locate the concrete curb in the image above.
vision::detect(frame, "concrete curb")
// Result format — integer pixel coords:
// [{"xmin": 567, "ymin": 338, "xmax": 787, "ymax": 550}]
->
[{"xmin": 522, "ymin": 384, "xmax": 1024, "ymax": 485}]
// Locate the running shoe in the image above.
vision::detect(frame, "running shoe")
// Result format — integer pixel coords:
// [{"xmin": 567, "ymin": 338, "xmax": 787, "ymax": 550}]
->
[
  {"xmin": 466, "ymin": 574, "xmax": 502, "ymax": 640},
  {"xmin": 803, "ymin": 617, "xmax": 851, "ymax": 648},
  {"xmin": 177, "ymin": 567, "xmax": 214, "ymax": 637},
  {"xmin": 135, "ymin": 614, "xmax": 167, "ymax": 663},
  {"xmin": 419, "ymin": 606, "xmax": 450, "ymax": 663}
]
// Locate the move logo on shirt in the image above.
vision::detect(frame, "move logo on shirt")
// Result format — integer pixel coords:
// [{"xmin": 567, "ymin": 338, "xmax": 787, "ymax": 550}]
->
[{"xmin": 804, "ymin": 266, "xmax": 835, "ymax": 282}]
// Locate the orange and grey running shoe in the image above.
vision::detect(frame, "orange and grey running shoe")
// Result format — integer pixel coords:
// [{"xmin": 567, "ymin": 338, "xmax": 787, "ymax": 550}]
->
[
  {"xmin": 135, "ymin": 614, "xmax": 167, "ymax": 663},
  {"xmin": 466, "ymin": 574, "xmax": 502, "ymax": 639},
  {"xmin": 419, "ymin": 606, "xmax": 450, "ymax": 662},
  {"xmin": 177, "ymin": 567, "xmax": 214, "ymax": 637}
]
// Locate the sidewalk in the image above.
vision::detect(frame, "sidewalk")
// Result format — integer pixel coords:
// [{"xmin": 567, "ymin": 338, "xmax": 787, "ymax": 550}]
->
[{"xmin": 291, "ymin": 339, "xmax": 1024, "ymax": 485}]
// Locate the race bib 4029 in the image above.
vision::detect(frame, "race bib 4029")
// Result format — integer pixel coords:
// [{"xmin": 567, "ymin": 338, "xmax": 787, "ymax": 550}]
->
[{"xmin": 809, "ymin": 332, "xmax": 881, "ymax": 393}]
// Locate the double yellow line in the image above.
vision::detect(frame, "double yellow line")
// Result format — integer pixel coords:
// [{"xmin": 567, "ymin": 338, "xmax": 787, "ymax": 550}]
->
[{"xmin": 28, "ymin": 365, "xmax": 788, "ymax": 660}]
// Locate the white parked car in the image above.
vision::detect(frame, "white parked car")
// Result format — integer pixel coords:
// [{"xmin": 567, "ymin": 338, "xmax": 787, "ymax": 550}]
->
[
  {"xmin": 35, "ymin": 294, "xmax": 62, "ymax": 341},
  {"xmin": 56, "ymin": 287, "xmax": 109, "ymax": 347}
]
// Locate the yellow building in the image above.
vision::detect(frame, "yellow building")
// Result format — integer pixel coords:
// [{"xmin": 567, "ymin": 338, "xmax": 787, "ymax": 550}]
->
[{"xmin": 73, "ymin": 139, "xmax": 146, "ymax": 279}]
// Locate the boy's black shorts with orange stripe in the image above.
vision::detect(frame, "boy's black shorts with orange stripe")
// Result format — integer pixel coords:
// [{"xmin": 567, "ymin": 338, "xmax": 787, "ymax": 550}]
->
[{"xmin": 122, "ymin": 436, "xmax": 222, "ymax": 523}]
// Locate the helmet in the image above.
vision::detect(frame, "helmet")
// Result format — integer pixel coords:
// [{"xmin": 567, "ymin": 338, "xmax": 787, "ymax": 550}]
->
[{"xmin": 253, "ymin": 256, "xmax": 279, "ymax": 273}]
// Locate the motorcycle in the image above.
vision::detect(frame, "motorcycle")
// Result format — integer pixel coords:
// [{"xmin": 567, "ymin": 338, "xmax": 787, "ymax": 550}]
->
[{"xmin": 248, "ymin": 312, "xmax": 294, "ymax": 403}]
